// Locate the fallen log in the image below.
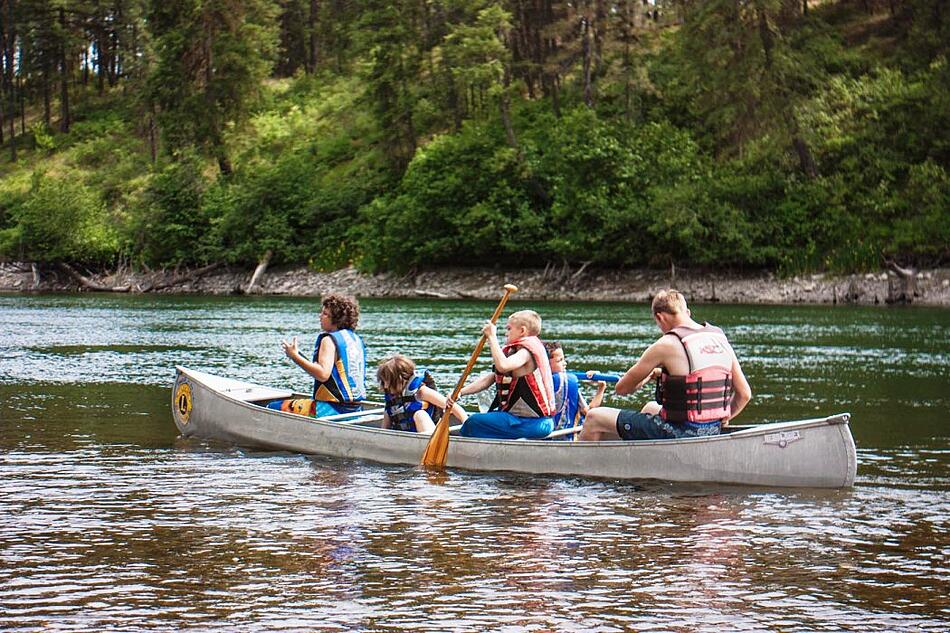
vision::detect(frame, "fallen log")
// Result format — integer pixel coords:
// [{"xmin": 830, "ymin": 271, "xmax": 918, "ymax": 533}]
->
[
  {"xmin": 141, "ymin": 262, "xmax": 222, "ymax": 292},
  {"xmin": 570, "ymin": 260, "xmax": 593, "ymax": 280},
  {"xmin": 245, "ymin": 250, "xmax": 273, "ymax": 294},
  {"xmin": 59, "ymin": 263, "xmax": 131, "ymax": 293},
  {"xmin": 884, "ymin": 259, "xmax": 919, "ymax": 304},
  {"xmin": 413, "ymin": 289, "xmax": 452, "ymax": 299}
]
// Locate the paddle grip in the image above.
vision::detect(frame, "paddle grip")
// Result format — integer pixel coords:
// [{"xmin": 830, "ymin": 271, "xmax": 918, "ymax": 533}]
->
[{"xmin": 447, "ymin": 285, "xmax": 516, "ymax": 402}]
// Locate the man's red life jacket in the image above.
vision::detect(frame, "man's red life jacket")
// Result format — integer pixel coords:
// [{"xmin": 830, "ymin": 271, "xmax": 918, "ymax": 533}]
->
[
  {"xmin": 656, "ymin": 323, "xmax": 734, "ymax": 424},
  {"xmin": 492, "ymin": 335, "xmax": 556, "ymax": 418}
]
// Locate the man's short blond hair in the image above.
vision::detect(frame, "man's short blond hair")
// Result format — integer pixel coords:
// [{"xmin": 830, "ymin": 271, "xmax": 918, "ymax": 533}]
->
[
  {"xmin": 508, "ymin": 310, "xmax": 542, "ymax": 336},
  {"xmin": 652, "ymin": 289, "xmax": 688, "ymax": 315}
]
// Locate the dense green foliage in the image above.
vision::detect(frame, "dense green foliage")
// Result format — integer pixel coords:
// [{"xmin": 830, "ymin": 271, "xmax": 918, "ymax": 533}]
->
[{"xmin": 0, "ymin": 1, "xmax": 947, "ymax": 274}]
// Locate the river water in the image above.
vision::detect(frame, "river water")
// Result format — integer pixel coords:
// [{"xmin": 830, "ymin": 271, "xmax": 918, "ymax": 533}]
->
[{"xmin": 0, "ymin": 294, "xmax": 947, "ymax": 631}]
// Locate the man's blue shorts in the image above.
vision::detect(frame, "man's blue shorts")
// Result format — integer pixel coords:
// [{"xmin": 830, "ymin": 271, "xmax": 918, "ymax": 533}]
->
[{"xmin": 616, "ymin": 410, "xmax": 720, "ymax": 440}]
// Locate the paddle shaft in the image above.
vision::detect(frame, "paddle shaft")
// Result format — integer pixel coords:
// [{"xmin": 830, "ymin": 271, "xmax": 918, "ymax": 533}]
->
[
  {"xmin": 445, "ymin": 293, "xmax": 514, "ymax": 405},
  {"xmin": 421, "ymin": 284, "xmax": 517, "ymax": 466},
  {"xmin": 570, "ymin": 371, "xmax": 620, "ymax": 384}
]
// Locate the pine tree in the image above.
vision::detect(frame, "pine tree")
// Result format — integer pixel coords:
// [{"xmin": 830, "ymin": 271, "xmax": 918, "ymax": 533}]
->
[{"xmin": 147, "ymin": 0, "xmax": 279, "ymax": 174}]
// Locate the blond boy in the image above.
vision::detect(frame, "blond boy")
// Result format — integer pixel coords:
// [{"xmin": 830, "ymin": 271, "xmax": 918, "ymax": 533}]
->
[{"xmin": 455, "ymin": 310, "xmax": 557, "ymax": 439}]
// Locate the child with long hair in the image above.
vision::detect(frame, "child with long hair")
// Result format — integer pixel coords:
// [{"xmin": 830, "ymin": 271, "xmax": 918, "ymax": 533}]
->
[{"xmin": 376, "ymin": 354, "xmax": 468, "ymax": 434}]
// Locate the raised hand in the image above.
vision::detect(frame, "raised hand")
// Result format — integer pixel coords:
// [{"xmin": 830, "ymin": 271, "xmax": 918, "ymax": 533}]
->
[{"xmin": 281, "ymin": 336, "xmax": 299, "ymax": 360}]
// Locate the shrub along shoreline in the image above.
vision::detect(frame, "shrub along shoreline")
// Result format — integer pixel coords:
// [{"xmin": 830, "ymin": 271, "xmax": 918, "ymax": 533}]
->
[{"xmin": 1, "ymin": 262, "xmax": 947, "ymax": 307}]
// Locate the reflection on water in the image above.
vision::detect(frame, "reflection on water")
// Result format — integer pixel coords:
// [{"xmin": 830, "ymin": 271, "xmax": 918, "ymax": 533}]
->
[{"xmin": 0, "ymin": 294, "xmax": 948, "ymax": 631}]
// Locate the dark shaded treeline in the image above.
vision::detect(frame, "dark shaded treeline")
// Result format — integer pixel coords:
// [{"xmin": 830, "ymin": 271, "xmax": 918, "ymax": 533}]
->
[{"xmin": 0, "ymin": 1, "xmax": 947, "ymax": 275}]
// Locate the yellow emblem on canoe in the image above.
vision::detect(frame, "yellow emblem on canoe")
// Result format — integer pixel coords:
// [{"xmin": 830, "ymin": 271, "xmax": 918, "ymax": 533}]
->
[{"xmin": 175, "ymin": 381, "xmax": 193, "ymax": 424}]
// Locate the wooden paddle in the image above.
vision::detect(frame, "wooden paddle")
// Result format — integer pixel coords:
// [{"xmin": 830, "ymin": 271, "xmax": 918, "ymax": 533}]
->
[{"xmin": 421, "ymin": 283, "xmax": 518, "ymax": 467}]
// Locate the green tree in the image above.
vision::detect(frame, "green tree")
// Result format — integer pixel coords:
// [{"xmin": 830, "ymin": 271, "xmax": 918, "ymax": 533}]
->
[
  {"xmin": 1, "ymin": 172, "xmax": 117, "ymax": 263},
  {"xmin": 130, "ymin": 152, "xmax": 211, "ymax": 266},
  {"xmin": 442, "ymin": 3, "xmax": 520, "ymax": 151},
  {"xmin": 667, "ymin": 0, "xmax": 825, "ymax": 176},
  {"xmin": 147, "ymin": 0, "xmax": 278, "ymax": 174}
]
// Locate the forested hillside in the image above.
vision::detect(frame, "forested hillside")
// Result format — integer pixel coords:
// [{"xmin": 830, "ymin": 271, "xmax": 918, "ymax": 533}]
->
[{"xmin": 0, "ymin": 0, "xmax": 947, "ymax": 275}]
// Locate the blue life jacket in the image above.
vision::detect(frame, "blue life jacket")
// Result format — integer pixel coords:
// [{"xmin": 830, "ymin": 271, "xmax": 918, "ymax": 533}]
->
[
  {"xmin": 384, "ymin": 371, "xmax": 440, "ymax": 432},
  {"xmin": 551, "ymin": 371, "xmax": 581, "ymax": 433},
  {"xmin": 312, "ymin": 329, "xmax": 366, "ymax": 413}
]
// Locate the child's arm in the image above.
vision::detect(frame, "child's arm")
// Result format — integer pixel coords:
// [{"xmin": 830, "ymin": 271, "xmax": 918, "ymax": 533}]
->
[
  {"xmin": 419, "ymin": 385, "xmax": 469, "ymax": 422},
  {"xmin": 581, "ymin": 380, "xmax": 607, "ymax": 415},
  {"xmin": 282, "ymin": 335, "xmax": 334, "ymax": 382},
  {"xmin": 381, "ymin": 411, "xmax": 392, "ymax": 430},
  {"xmin": 459, "ymin": 372, "xmax": 494, "ymax": 396},
  {"xmin": 483, "ymin": 322, "xmax": 531, "ymax": 374}
]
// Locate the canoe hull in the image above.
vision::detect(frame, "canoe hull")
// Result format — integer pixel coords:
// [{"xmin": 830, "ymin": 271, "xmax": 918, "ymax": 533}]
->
[{"xmin": 172, "ymin": 366, "xmax": 857, "ymax": 488}]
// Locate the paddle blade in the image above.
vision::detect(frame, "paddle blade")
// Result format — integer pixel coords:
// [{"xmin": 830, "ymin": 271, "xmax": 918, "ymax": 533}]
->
[{"xmin": 421, "ymin": 416, "xmax": 450, "ymax": 467}]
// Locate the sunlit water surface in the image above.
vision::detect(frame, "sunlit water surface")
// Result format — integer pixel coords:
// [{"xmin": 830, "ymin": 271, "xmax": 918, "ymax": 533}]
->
[{"xmin": 1, "ymin": 294, "xmax": 948, "ymax": 631}]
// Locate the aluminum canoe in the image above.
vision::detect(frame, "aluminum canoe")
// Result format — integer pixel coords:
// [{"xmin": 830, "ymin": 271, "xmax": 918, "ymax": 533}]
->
[{"xmin": 171, "ymin": 366, "xmax": 857, "ymax": 488}]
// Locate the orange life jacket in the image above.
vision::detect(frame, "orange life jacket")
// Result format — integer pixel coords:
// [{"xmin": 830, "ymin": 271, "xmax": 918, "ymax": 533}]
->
[{"xmin": 492, "ymin": 335, "xmax": 556, "ymax": 418}]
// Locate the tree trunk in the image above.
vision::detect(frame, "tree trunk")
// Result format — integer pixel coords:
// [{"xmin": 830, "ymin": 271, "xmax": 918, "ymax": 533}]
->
[
  {"xmin": 109, "ymin": 23, "xmax": 119, "ymax": 86},
  {"xmin": 581, "ymin": 17, "xmax": 593, "ymax": 107},
  {"xmin": 6, "ymin": 97, "xmax": 13, "ymax": 161},
  {"xmin": 3, "ymin": 0, "xmax": 16, "ymax": 160},
  {"xmin": 446, "ymin": 67, "xmax": 462, "ymax": 131},
  {"xmin": 756, "ymin": 2, "xmax": 774, "ymax": 70},
  {"xmin": 59, "ymin": 7, "xmax": 70, "ymax": 133},
  {"xmin": 216, "ymin": 151, "xmax": 233, "ymax": 176},
  {"xmin": 245, "ymin": 250, "xmax": 273, "ymax": 294},
  {"xmin": 111, "ymin": 0, "xmax": 122, "ymax": 86},
  {"xmin": 59, "ymin": 263, "xmax": 132, "ymax": 293},
  {"xmin": 792, "ymin": 135, "xmax": 818, "ymax": 178},
  {"xmin": 7, "ymin": 92, "xmax": 13, "ymax": 161},
  {"xmin": 141, "ymin": 263, "xmax": 222, "ymax": 292},
  {"xmin": 17, "ymin": 71, "xmax": 23, "ymax": 134},
  {"xmin": 622, "ymin": 0, "xmax": 634, "ymax": 122},
  {"xmin": 593, "ymin": 0, "xmax": 605, "ymax": 83},
  {"xmin": 147, "ymin": 112, "xmax": 157, "ymax": 164},
  {"xmin": 43, "ymin": 62, "xmax": 51, "ymax": 126},
  {"xmin": 97, "ymin": 27, "xmax": 106, "ymax": 94},
  {"xmin": 499, "ymin": 68, "xmax": 519, "ymax": 152},
  {"xmin": 307, "ymin": 0, "xmax": 318, "ymax": 73}
]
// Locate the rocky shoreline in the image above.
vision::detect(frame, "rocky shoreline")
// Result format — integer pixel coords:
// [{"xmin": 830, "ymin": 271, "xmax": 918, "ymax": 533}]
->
[{"xmin": 1, "ymin": 262, "xmax": 948, "ymax": 306}]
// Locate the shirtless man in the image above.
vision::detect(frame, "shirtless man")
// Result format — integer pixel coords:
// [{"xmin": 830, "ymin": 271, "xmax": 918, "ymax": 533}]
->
[{"xmin": 578, "ymin": 289, "xmax": 751, "ymax": 441}]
